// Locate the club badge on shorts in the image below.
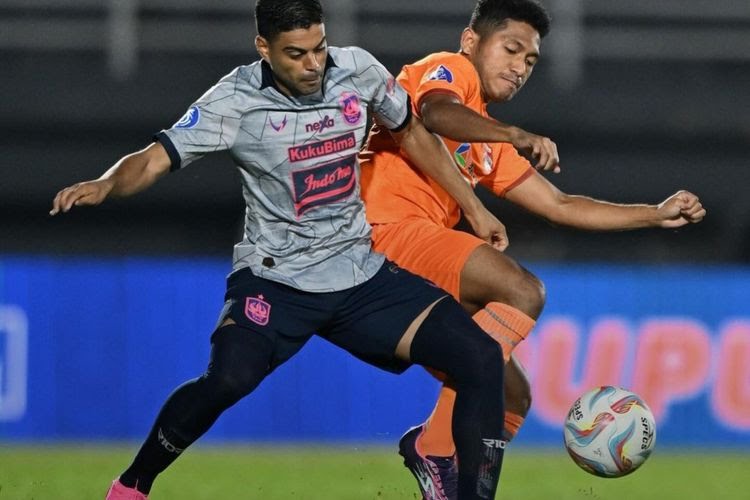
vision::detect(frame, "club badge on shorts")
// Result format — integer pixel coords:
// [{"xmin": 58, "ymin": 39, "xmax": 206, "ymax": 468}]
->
[{"xmin": 245, "ymin": 295, "xmax": 271, "ymax": 326}]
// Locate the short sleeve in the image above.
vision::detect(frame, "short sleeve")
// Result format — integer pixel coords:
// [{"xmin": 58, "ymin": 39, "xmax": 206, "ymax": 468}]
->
[
  {"xmin": 157, "ymin": 68, "xmax": 244, "ymax": 170},
  {"xmin": 412, "ymin": 54, "xmax": 480, "ymax": 115},
  {"xmin": 349, "ymin": 47, "xmax": 411, "ymax": 131},
  {"xmin": 479, "ymin": 143, "xmax": 535, "ymax": 197}
]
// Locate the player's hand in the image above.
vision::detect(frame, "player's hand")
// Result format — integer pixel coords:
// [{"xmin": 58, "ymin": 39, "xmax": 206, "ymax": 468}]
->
[
  {"xmin": 656, "ymin": 190, "xmax": 706, "ymax": 228},
  {"xmin": 464, "ymin": 206, "xmax": 509, "ymax": 251},
  {"xmin": 509, "ymin": 127, "xmax": 560, "ymax": 174},
  {"xmin": 50, "ymin": 179, "xmax": 114, "ymax": 215}
]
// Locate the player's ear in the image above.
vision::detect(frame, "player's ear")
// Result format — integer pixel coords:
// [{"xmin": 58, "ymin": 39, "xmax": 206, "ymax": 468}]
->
[
  {"xmin": 460, "ymin": 28, "xmax": 478, "ymax": 57},
  {"xmin": 255, "ymin": 35, "xmax": 270, "ymax": 62}
]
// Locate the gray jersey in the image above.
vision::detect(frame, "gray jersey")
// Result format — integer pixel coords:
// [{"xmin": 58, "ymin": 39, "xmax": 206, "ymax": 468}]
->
[{"xmin": 158, "ymin": 46, "xmax": 410, "ymax": 292}]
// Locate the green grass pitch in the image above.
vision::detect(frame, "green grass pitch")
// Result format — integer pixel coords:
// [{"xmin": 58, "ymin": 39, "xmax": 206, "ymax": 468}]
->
[{"xmin": 1, "ymin": 444, "xmax": 748, "ymax": 499}]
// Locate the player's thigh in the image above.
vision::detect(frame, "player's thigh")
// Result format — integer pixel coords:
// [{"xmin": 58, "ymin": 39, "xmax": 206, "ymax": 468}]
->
[
  {"xmin": 323, "ymin": 260, "xmax": 447, "ymax": 373},
  {"xmin": 371, "ymin": 220, "xmax": 484, "ymax": 300},
  {"xmin": 216, "ymin": 267, "xmax": 325, "ymax": 372},
  {"xmin": 459, "ymin": 243, "xmax": 545, "ymax": 317}
]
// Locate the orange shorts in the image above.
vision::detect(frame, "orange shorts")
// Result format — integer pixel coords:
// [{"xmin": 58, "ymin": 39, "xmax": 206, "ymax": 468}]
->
[{"xmin": 370, "ymin": 218, "xmax": 485, "ymax": 299}]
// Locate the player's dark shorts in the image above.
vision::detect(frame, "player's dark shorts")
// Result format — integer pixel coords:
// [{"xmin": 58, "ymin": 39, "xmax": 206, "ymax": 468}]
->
[{"xmin": 215, "ymin": 260, "xmax": 448, "ymax": 374}]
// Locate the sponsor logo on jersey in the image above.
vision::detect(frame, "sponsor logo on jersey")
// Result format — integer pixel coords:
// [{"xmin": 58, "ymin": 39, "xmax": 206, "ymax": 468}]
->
[
  {"xmin": 339, "ymin": 92, "xmax": 362, "ymax": 125},
  {"xmin": 269, "ymin": 114, "xmax": 288, "ymax": 132},
  {"xmin": 245, "ymin": 295, "xmax": 271, "ymax": 326},
  {"xmin": 305, "ymin": 115, "xmax": 335, "ymax": 133},
  {"xmin": 291, "ymin": 155, "xmax": 356, "ymax": 216},
  {"xmin": 174, "ymin": 106, "xmax": 200, "ymax": 129},
  {"xmin": 427, "ymin": 64, "xmax": 454, "ymax": 83},
  {"xmin": 288, "ymin": 132, "xmax": 357, "ymax": 162}
]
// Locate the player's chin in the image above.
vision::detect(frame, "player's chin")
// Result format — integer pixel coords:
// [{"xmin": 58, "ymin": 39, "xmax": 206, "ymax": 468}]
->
[
  {"xmin": 490, "ymin": 85, "xmax": 516, "ymax": 102},
  {"xmin": 296, "ymin": 79, "xmax": 322, "ymax": 95}
]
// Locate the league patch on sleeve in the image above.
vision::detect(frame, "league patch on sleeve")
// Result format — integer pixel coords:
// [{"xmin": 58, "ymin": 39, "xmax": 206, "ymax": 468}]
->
[
  {"xmin": 426, "ymin": 65, "xmax": 454, "ymax": 83},
  {"xmin": 174, "ymin": 106, "xmax": 201, "ymax": 129}
]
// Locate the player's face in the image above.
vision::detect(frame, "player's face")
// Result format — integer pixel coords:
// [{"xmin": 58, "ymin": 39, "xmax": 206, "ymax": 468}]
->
[
  {"xmin": 462, "ymin": 20, "xmax": 541, "ymax": 102},
  {"xmin": 255, "ymin": 23, "xmax": 327, "ymax": 97}
]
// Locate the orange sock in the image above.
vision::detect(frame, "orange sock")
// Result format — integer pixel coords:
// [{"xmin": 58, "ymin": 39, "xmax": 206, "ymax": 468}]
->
[
  {"xmin": 503, "ymin": 411, "xmax": 525, "ymax": 441},
  {"xmin": 417, "ymin": 303, "xmax": 535, "ymax": 457},
  {"xmin": 472, "ymin": 303, "xmax": 535, "ymax": 362},
  {"xmin": 419, "ymin": 384, "xmax": 458, "ymax": 457}
]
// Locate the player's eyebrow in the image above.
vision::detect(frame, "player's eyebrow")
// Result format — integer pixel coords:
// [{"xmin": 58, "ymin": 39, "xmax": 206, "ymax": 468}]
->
[{"xmin": 284, "ymin": 36, "xmax": 327, "ymax": 54}]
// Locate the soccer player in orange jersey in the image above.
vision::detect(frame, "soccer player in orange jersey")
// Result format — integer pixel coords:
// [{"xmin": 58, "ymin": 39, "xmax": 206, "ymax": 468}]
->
[{"xmin": 360, "ymin": 0, "xmax": 705, "ymax": 497}]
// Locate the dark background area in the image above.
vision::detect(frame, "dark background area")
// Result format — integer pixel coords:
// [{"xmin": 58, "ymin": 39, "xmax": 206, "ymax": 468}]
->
[{"xmin": 2, "ymin": 0, "xmax": 748, "ymax": 264}]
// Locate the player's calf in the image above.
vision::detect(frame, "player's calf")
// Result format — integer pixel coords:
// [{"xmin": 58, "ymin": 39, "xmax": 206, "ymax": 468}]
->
[{"xmin": 409, "ymin": 299, "xmax": 506, "ymax": 499}]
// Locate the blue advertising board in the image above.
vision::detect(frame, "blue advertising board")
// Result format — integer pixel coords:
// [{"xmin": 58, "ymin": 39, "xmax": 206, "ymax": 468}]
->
[{"xmin": 1, "ymin": 256, "xmax": 748, "ymax": 448}]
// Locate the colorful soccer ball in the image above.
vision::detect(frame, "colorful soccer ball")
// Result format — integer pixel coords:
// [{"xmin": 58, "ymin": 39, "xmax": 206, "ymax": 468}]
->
[{"xmin": 563, "ymin": 386, "xmax": 656, "ymax": 478}]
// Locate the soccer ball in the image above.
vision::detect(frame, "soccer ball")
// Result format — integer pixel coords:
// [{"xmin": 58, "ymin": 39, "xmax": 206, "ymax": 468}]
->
[{"xmin": 563, "ymin": 386, "xmax": 656, "ymax": 478}]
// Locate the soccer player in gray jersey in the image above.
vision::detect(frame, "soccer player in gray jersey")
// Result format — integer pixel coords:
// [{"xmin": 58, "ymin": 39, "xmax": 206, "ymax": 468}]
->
[{"xmin": 51, "ymin": 1, "xmax": 509, "ymax": 499}]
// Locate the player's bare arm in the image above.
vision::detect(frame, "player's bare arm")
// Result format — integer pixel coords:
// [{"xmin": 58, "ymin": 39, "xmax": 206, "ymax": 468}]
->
[
  {"xmin": 389, "ymin": 114, "xmax": 509, "ymax": 250},
  {"xmin": 50, "ymin": 142, "xmax": 171, "ymax": 215},
  {"xmin": 420, "ymin": 92, "xmax": 560, "ymax": 173},
  {"xmin": 504, "ymin": 171, "xmax": 706, "ymax": 230}
]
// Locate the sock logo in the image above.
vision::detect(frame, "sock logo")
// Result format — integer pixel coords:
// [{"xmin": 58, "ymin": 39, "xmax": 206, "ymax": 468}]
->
[
  {"xmin": 157, "ymin": 428, "xmax": 185, "ymax": 455},
  {"xmin": 482, "ymin": 438, "xmax": 507, "ymax": 449}
]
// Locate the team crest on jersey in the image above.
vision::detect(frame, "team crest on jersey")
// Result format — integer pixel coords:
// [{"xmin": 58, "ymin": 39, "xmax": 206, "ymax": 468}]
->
[
  {"xmin": 174, "ymin": 106, "xmax": 200, "ymax": 129},
  {"xmin": 291, "ymin": 155, "xmax": 356, "ymax": 216},
  {"xmin": 245, "ymin": 295, "xmax": 271, "ymax": 326},
  {"xmin": 339, "ymin": 92, "xmax": 362, "ymax": 125},
  {"xmin": 427, "ymin": 65, "xmax": 454, "ymax": 83},
  {"xmin": 453, "ymin": 143, "xmax": 470, "ymax": 168}
]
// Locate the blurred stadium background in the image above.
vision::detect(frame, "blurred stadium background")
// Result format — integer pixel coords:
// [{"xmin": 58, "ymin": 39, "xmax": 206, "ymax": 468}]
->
[{"xmin": 1, "ymin": 0, "xmax": 749, "ymax": 498}]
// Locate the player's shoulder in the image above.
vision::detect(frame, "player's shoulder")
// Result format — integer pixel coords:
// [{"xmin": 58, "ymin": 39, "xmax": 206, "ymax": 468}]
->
[
  {"xmin": 329, "ymin": 46, "xmax": 383, "ymax": 70},
  {"xmin": 201, "ymin": 63, "xmax": 261, "ymax": 94},
  {"xmin": 410, "ymin": 51, "xmax": 474, "ymax": 72},
  {"xmin": 192, "ymin": 62, "xmax": 264, "ymax": 115}
]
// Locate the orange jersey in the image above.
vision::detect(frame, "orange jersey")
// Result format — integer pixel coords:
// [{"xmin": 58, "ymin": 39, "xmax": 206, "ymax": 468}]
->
[{"xmin": 360, "ymin": 51, "xmax": 533, "ymax": 228}]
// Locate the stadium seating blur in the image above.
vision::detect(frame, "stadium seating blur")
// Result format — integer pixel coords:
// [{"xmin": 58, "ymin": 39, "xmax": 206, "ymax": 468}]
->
[{"xmin": 2, "ymin": 0, "xmax": 748, "ymax": 261}]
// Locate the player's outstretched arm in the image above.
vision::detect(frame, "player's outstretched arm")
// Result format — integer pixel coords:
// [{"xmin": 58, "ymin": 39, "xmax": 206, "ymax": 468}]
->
[
  {"xmin": 504, "ymin": 172, "xmax": 706, "ymax": 230},
  {"xmin": 420, "ymin": 93, "xmax": 560, "ymax": 173},
  {"xmin": 50, "ymin": 142, "xmax": 172, "ymax": 215},
  {"xmin": 389, "ymin": 114, "xmax": 509, "ymax": 250}
]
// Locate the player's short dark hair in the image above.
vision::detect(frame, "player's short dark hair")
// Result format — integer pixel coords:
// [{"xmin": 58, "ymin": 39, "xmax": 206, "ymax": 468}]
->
[
  {"xmin": 255, "ymin": 0, "xmax": 324, "ymax": 41},
  {"xmin": 470, "ymin": 0, "xmax": 551, "ymax": 38}
]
